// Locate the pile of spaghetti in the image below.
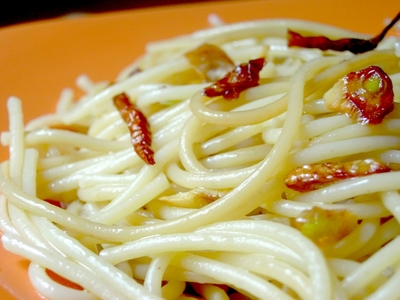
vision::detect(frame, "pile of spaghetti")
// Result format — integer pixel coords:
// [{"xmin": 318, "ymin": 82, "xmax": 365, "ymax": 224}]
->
[{"xmin": 1, "ymin": 13, "xmax": 400, "ymax": 300}]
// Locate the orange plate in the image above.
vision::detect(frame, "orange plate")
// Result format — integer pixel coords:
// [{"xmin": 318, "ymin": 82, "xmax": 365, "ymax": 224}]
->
[{"xmin": 0, "ymin": 0, "xmax": 398, "ymax": 299}]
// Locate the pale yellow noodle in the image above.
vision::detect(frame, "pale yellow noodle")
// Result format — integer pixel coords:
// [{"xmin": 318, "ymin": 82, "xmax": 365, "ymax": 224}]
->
[
  {"xmin": 341, "ymin": 236, "xmax": 400, "ymax": 297},
  {"xmin": 6, "ymin": 97, "xmax": 25, "ymax": 188},
  {"xmin": 144, "ymin": 253, "xmax": 175, "ymax": 296}
]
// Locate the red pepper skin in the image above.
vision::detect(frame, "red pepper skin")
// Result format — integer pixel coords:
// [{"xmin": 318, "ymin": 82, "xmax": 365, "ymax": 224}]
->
[
  {"xmin": 203, "ymin": 58, "xmax": 266, "ymax": 100},
  {"xmin": 288, "ymin": 12, "xmax": 400, "ymax": 54},
  {"xmin": 344, "ymin": 66, "xmax": 394, "ymax": 124},
  {"xmin": 45, "ymin": 269, "xmax": 84, "ymax": 290},
  {"xmin": 113, "ymin": 93, "xmax": 155, "ymax": 165},
  {"xmin": 45, "ymin": 199, "xmax": 66, "ymax": 209},
  {"xmin": 288, "ymin": 30, "xmax": 378, "ymax": 54},
  {"xmin": 324, "ymin": 66, "xmax": 394, "ymax": 125},
  {"xmin": 285, "ymin": 159, "xmax": 391, "ymax": 192}
]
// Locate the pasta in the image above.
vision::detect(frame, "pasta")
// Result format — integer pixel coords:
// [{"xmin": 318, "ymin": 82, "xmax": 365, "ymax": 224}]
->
[{"xmin": 1, "ymin": 14, "xmax": 400, "ymax": 300}]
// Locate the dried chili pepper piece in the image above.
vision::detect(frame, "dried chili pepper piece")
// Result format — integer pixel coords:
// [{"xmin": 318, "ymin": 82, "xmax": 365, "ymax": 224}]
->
[
  {"xmin": 113, "ymin": 93, "xmax": 155, "ymax": 165},
  {"xmin": 203, "ymin": 57, "xmax": 266, "ymax": 100},
  {"xmin": 185, "ymin": 43, "xmax": 235, "ymax": 81},
  {"xmin": 45, "ymin": 199, "xmax": 67, "ymax": 209},
  {"xmin": 288, "ymin": 12, "xmax": 400, "ymax": 54},
  {"xmin": 324, "ymin": 65, "xmax": 394, "ymax": 124},
  {"xmin": 285, "ymin": 159, "xmax": 391, "ymax": 192},
  {"xmin": 291, "ymin": 207, "xmax": 358, "ymax": 247}
]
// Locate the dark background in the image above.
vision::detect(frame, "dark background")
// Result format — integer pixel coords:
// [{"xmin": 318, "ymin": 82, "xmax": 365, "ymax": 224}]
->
[{"xmin": 0, "ymin": 0, "xmax": 224, "ymax": 27}]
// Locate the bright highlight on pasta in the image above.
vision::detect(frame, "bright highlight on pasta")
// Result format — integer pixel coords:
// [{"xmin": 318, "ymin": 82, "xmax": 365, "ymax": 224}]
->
[{"xmin": 1, "ymin": 13, "xmax": 400, "ymax": 300}]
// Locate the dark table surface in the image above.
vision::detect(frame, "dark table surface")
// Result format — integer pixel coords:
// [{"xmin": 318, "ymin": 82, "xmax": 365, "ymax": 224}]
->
[{"xmin": 0, "ymin": 0, "xmax": 226, "ymax": 28}]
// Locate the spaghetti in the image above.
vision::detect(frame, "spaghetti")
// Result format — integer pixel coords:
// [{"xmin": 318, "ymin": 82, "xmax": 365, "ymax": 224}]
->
[{"xmin": 1, "ymin": 15, "xmax": 400, "ymax": 300}]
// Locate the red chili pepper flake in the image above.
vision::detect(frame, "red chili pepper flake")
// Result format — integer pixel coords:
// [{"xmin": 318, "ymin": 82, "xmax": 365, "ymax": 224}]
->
[
  {"xmin": 185, "ymin": 43, "xmax": 235, "ymax": 81},
  {"xmin": 288, "ymin": 12, "xmax": 400, "ymax": 54},
  {"xmin": 203, "ymin": 58, "xmax": 266, "ymax": 100},
  {"xmin": 113, "ymin": 93, "xmax": 155, "ymax": 165},
  {"xmin": 45, "ymin": 269, "xmax": 84, "ymax": 291},
  {"xmin": 45, "ymin": 199, "xmax": 67, "ymax": 209},
  {"xmin": 324, "ymin": 66, "xmax": 394, "ymax": 125},
  {"xmin": 285, "ymin": 159, "xmax": 391, "ymax": 192}
]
